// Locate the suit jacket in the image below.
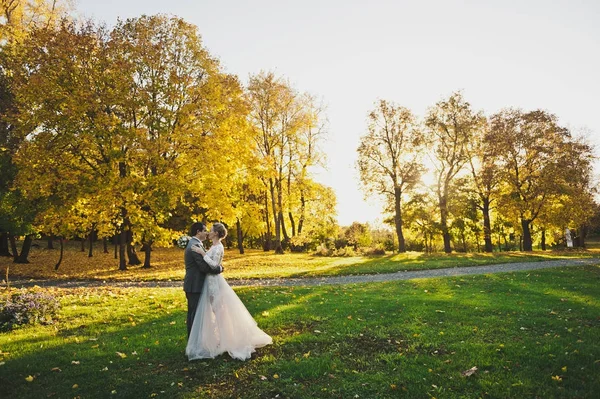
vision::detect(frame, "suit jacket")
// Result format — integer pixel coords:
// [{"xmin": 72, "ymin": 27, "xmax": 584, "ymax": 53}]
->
[{"xmin": 183, "ymin": 237, "xmax": 221, "ymax": 293}]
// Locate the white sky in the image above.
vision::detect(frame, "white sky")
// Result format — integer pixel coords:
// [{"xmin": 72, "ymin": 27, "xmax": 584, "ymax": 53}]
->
[{"xmin": 76, "ymin": 0, "xmax": 600, "ymax": 226}]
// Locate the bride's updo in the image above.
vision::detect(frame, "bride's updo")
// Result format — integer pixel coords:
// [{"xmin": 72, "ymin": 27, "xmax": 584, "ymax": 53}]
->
[{"xmin": 212, "ymin": 223, "xmax": 228, "ymax": 239}]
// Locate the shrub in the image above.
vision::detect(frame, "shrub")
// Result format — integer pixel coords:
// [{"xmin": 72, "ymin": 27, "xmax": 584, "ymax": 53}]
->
[
  {"xmin": 332, "ymin": 246, "xmax": 356, "ymax": 257},
  {"xmin": 362, "ymin": 244, "xmax": 386, "ymax": 256},
  {"xmin": 0, "ymin": 290, "xmax": 60, "ymax": 330},
  {"xmin": 313, "ymin": 244, "xmax": 332, "ymax": 257}
]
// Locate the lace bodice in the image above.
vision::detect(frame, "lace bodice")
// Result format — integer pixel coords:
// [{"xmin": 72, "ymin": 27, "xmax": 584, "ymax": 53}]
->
[{"xmin": 203, "ymin": 243, "xmax": 224, "ymax": 269}]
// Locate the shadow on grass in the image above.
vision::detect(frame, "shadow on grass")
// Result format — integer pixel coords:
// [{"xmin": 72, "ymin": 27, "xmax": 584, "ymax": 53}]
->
[{"xmin": 2, "ymin": 266, "xmax": 599, "ymax": 398}]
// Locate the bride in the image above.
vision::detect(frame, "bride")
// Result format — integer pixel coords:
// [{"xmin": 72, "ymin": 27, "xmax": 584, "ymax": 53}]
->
[{"xmin": 185, "ymin": 223, "xmax": 272, "ymax": 361}]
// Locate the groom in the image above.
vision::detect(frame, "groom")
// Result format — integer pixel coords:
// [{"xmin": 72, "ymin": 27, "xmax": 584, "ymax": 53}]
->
[{"xmin": 184, "ymin": 222, "xmax": 223, "ymax": 337}]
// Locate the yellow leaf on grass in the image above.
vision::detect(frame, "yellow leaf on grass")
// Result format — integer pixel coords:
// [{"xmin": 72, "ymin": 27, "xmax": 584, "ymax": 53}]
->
[
  {"xmin": 562, "ymin": 366, "xmax": 567, "ymax": 372},
  {"xmin": 25, "ymin": 375, "xmax": 34, "ymax": 382},
  {"xmin": 303, "ymin": 351, "xmax": 311, "ymax": 358},
  {"xmin": 72, "ymin": 384, "xmax": 79, "ymax": 389},
  {"xmin": 552, "ymin": 375, "xmax": 562, "ymax": 382},
  {"xmin": 116, "ymin": 352, "xmax": 127, "ymax": 359},
  {"xmin": 273, "ymin": 374, "xmax": 279, "ymax": 379}
]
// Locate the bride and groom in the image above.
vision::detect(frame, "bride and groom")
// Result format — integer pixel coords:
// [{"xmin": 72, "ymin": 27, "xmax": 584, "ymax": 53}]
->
[{"xmin": 183, "ymin": 222, "xmax": 272, "ymax": 361}]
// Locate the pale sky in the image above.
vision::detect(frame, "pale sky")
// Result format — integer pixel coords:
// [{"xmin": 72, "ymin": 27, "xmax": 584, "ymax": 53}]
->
[{"xmin": 76, "ymin": 0, "xmax": 600, "ymax": 226}]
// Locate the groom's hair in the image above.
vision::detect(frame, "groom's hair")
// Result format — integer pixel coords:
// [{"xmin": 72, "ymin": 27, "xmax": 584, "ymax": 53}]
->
[{"xmin": 189, "ymin": 222, "xmax": 206, "ymax": 236}]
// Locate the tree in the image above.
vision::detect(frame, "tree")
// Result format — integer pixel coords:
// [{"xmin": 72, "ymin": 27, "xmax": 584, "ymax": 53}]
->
[
  {"xmin": 467, "ymin": 117, "xmax": 501, "ymax": 252},
  {"xmin": 488, "ymin": 109, "xmax": 589, "ymax": 251},
  {"xmin": 425, "ymin": 92, "xmax": 485, "ymax": 253},
  {"xmin": 357, "ymin": 100, "xmax": 425, "ymax": 252},
  {"xmin": 247, "ymin": 72, "xmax": 324, "ymax": 254},
  {"xmin": 0, "ymin": 0, "xmax": 72, "ymax": 260}
]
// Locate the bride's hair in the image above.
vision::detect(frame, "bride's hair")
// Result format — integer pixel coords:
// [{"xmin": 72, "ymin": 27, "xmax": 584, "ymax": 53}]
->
[{"xmin": 212, "ymin": 223, "xmax": 228, "ymax": 239}]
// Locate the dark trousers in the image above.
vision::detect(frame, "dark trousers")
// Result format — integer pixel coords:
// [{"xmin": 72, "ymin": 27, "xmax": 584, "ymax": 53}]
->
[{"xmin": 186, "ymin": 292, "xmax": 201, "ymax": 337}]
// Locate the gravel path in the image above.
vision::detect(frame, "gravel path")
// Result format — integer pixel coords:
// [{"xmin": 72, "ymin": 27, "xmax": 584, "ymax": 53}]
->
[{"xmin": 3, "ymin": 258, "xmax": 598, "ymax": 289}]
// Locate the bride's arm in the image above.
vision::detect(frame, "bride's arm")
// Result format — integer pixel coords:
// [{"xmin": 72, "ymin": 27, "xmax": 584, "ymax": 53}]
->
[{"xmin": 203, "ymin": 246, "xmax": 224, "ymax": 271}]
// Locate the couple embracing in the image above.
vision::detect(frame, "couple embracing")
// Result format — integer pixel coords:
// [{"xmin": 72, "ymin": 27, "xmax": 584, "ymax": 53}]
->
[{"xmin": 183, "ymin": 222, "xmax": 272, "ymax": 361}]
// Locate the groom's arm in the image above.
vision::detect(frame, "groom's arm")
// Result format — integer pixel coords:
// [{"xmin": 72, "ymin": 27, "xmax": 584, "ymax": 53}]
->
[{"xmin": 190, "ymin": 250, "xmax": 222, "ymax": 274}]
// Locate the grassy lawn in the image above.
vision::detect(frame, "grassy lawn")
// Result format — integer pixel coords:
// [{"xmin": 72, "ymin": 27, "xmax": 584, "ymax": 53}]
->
[
  {"xmin": 2, "ymin": 240, "xmax": 600, "ymax": 281},
  {"xmin": 1, "ymin": 265, "xmax": 599, "ymax": 398}
]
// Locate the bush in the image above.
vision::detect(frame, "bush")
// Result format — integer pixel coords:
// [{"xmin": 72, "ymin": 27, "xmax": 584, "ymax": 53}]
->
[
  {"xmin": 362, "ymin": 244, "xmax": 386, "ymax": 256},
  {"xmin": 313, "ymin": 245, "xmax": 358, "ymax": 257},
  {"xmin": 0, "ymin": 290, "xmax": 60, "ymax": 330}
]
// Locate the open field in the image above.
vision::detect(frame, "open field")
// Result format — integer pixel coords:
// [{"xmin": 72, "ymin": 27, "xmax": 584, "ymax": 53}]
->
[{"xmin": 1, "ymin": 265, "xmax": 599, "ymax": 398}]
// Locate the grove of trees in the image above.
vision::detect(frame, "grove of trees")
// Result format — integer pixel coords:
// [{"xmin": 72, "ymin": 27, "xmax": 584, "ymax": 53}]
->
[
  {"xmin": 0, "ymin": 2, "xmax": 334, "ymax": 268},
  {"xmin": 357, "ymin": 93, "xmax": 598, "ymax": 253},
  {"xmin": 1, "ymin": 1, "xmax": 598, "ymax": 272}
]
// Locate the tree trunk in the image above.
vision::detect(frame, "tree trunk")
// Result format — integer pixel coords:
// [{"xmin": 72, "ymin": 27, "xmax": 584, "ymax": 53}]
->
[
  {"xmin": 54, "ymin": 237, "xmax": 64, "ymax": 270},
  {"xmin": 0, "ymin": 232, "xmax": 11, "ymax": 256},
  {"xmin": 279, "ymin": 210, "xmax": 289, "ymax": 249},
  {"xmin": 263, "ymin": 191, "xmax": 271, "ymax": 251},
  {"xmin": 80, "ymin": 238, "xmax": 85, "ymax": 252},
  {"xmin": 236, "ymin": 218, "xmax": 244, "ymax": 254},
  {"xmin": 14, "ymin": 234, "xmax": 34, "ymax": 263},
  {"xmin": 113, "ymin": 235, "xmax": 118, "ymax": 259},
  {"xmin": 579, "ymin": 224, "xmax": 587, "ymax": 248},
  {"xmin": 541, "ymin": 229, "xmax": 546, "ymax": 251},
  {"xmin": 270, "ymin": 179, "xmax": 283, "ymax": 254},
  {"xmin": 394, "ymin": 187, "xmax": 406, "ymax": 253},
  {"xmin": 9, "ymin": 235, "xmax": 18, "ymax": 262},
  {"xmin": 47, "ymin": 235, "xmax": 54, "ymax": 250},
  {"xmin": 142, "ymin": 241, "xmax": 152, "ymax": 268},
  {"xmin": 126, "ymin": 228, "xmax": 141, "ymax": 265},
  {"xmin": 521, "ymin": 218, "xmax": 533, "ymax": 251},
  {"xmin": 482, "ymin": 200, "xmax": 493, "ymax": 253},
  {"xmin": 88, "ymin": 228, "xmax": 94, "ymax": 258},
  {"xmin": 103, "ymin": 237, "xmax": 109, "ymax": 254},
  {"xmin": 439, "ymin": 195, "xmax": 452, "ymax": 253},
  {"xmin": 119, "ymin": 227, "xmax": 127, "ymax": 270},
  {"xmin": 288, "ymin": 212, "xmax": 296, "ymax": 237},
  {"xmin": 298, "ymin": 190, "xmax": 306, "ymax": 235}
]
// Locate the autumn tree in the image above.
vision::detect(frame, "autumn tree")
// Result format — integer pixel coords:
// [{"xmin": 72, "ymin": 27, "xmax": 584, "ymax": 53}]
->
[
  {"xmin": 467, "ymin": 117, "xmax": 501, "ymax": 252},
  {"xmin": 425, "ymin": 92, "xmax": 485, "ymax": 253},
  {"xmin": 247, "ymin": 72, "xmax": 329, "ymax": 254},
  {"xmin": 0, "ymin": 0, "xmax": 72, "ymax": 260},
  {"xmin": 487, "ymin": 109, "xmax": 592, "ymax": 251},
  {"xmin": 357, "ymin": 100, "xmax": 425, "ymax": 252}
]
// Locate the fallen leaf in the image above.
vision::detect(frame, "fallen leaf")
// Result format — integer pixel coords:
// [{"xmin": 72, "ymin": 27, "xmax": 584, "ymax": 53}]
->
[
  {"xmin": 72, "ymin": 384, "xmax": 79, "ymax": 389},
  {"xmin": 461, "ymin": 366, "xmax": 478, "ymax": 377},
  {"xmin": 259, "ymin": 375, "xmax": 267, "ymax": 381},
  {"xmin": 71, "ymin": 360, "xmax": 80, "ymax": 365},
  {"xmin": 51, "ymin": 367, "xmax": 61, "ymax": 372},
  {"xmin": 273, "ymin": 374, "xmax": 279, "ymax": 379},
  {"xmin": 25, "ymin": 375, "xmax": 34, "ymax": 382},
  {"xmin": 552, "ymin": 375, "xmax": 562, "ymax": 382},
  {"xmin": 116, "ymin": 352, "xmax": 127, "ymax": 359}
]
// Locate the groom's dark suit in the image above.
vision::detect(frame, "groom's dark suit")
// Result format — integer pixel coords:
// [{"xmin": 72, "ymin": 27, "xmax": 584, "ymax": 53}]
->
[{"xmin": 184, "ymin": 236, "xmax": 221, "ymax": 337}]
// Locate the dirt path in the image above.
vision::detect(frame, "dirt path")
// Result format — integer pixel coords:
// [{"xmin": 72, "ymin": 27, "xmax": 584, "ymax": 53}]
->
[{"xmin": 2, "ymin": 258, "xmax": 598, "ymax": 289}]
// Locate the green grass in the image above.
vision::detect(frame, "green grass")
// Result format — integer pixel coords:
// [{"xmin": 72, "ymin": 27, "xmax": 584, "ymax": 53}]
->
[
  {"xmin": 1, "ymin": 265, "xmax": 599, "ymax": 398},
  {"xmin": 2, "ymin": 240, "xmax": 599, "ymax": 281}
]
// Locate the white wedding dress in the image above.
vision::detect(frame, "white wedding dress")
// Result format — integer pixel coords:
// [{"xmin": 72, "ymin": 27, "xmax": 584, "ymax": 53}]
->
[{"xmin": 185, "ymin": 242, "xmax": 272, "ymax": 361}]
